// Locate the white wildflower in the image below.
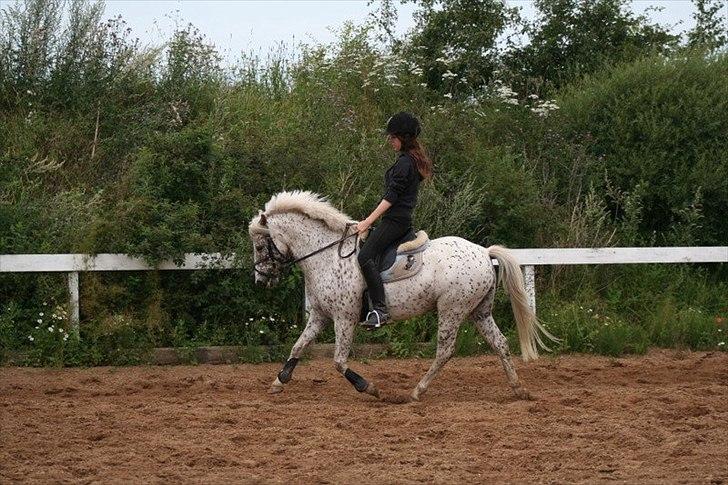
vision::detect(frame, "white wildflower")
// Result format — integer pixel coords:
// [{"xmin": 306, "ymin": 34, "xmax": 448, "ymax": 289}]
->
[
  {"xmin": 494, "ymin": 84, "xmax": 517, "ymax": 99},
  {"xmin": 28, "ymin": 335, "xmax": 34, "ymax": 341},
  {"xmin": 39, "ymin": 312, "xmax": 44, "ymax": 317},
  {"xmin": 441, "ymin": 70, "xmax": 457, "ymax": 80},
  {"xmin": 443, "ymin": 92, "xmax": 452, "ymax": 99},
  {"xmin": 37, "ymin": 319, "xmax": 42, "ymax": 324},
  {"xmin": 718, "ymin": 341, "xmax": 725, "ymax": 346},
  {"xmin": 259, "ymin": 330, "xmax": 264, "ymax": 334},
  {"xmin": 48, "ymin": 326, "xmax": 54, "ymax": 332},
  {"xmin": 464, "ymin": 95, "xmax": 479, "ymax": 106}
]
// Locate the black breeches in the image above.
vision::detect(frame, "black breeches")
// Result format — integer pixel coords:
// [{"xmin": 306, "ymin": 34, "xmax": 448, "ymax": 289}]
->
[{"xmin": 357, "ymin": 218, "xmax": 411, "ymax": 269}]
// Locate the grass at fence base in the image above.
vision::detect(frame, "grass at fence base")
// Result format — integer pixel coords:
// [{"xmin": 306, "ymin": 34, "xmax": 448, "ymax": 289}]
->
[{"xmin": 2, "ymin": 275, "xmax": 726, "ymax": 367}]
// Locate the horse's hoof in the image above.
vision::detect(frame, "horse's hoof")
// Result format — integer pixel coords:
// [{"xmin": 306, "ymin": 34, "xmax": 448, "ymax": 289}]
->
[
  {"xmin": 268, "ymin": 385, "xmax": 284, "ymax": 394},
  {"xmin": 514, "ymin": 386, "xmax": 534, "ymax": 401},
  {"xmin": 410, "ymin": 391, "xmax": 420, "ymax": 402},
  {"xmin": 365, "ymin": 382, "xmax": 380, "ymax": 399}
]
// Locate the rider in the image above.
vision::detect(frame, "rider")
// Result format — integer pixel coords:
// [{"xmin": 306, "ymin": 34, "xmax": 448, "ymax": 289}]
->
[{"xmin": 355, "ymin": 112, "xmax": 433, "ymax": 330}]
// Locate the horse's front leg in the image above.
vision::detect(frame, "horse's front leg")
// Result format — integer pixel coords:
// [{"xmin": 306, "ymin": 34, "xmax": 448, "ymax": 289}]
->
[
  {"xmin": 333, "ymin": 318, "xmax": 380, "ymax": 399},
  {"xmin": 268, "ymin": 308, "xmax": 327, "ymax": 394}
]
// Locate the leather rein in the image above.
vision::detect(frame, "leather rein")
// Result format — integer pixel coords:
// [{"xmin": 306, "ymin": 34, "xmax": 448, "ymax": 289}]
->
[{"xmin": 253, "ymin": 222, "xmax": 361, "ymax": 278}]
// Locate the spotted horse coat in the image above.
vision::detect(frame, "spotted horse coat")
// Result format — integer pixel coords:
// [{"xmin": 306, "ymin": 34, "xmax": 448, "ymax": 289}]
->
[{"xmin": 248, "ymin": 190, "xmax": 559, "ymax": 401}]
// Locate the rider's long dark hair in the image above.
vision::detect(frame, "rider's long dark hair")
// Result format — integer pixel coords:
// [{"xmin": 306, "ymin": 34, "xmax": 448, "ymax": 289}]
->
[{"xmin": 396, "ymin": 134, "xmax": 433, "ymax": 181}]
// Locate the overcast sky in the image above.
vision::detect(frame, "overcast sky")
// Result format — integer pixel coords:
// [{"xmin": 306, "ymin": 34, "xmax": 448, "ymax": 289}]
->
[
  {"xmin": 97, "ymin": 0, "xmax": 701, "ymax": 65},
  {"xmin": 5, "ymin": 1, "xmax": 708, "ymax": 65}
]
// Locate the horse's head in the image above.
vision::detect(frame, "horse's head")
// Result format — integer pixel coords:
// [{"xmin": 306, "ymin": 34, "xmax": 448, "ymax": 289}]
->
[
  {"xmin": 248, "ymin": 210, "xmax": 292, "ymax": 288},
  {"xmin": 248, "ymin": 190, "xmax": 357, "ymax": 287}
]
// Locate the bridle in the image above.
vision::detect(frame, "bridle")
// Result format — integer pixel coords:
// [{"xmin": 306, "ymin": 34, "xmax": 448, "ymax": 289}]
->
[{"xmin": 253, "ymin": 221, "xmax": 361, "ymax": 278}]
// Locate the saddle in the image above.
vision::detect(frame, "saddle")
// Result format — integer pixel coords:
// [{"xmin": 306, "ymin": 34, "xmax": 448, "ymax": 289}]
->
[{"xmin": 358, "ymin": 226, "xmax": 430, "ymax": 280}]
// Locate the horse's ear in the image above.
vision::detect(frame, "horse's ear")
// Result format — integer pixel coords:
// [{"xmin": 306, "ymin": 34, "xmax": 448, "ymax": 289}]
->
[{"xmin": 259, "ymin": 211, "xmax": 267, "ymax": 226}]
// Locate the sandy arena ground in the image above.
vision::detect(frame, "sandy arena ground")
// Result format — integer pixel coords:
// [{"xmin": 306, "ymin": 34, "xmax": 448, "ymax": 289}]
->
[{"xmin": 1, "ymin": 349, "xmax": 727, "ymax": 484}]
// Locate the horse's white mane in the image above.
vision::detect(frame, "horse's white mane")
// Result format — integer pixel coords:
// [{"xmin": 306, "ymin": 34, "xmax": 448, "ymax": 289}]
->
[{"xmin": 248, "ymin": 190, "xmax": 353, "ymax": 234}]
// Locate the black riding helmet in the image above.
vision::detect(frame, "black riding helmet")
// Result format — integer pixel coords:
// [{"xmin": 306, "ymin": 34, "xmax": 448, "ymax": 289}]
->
[{"xmin": 386, "ymin": 111, "xmax": 421, "ymax": 138}]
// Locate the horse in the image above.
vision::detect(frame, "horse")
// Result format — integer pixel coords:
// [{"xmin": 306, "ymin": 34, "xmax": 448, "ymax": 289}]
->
[{"xmin": 248, "ymin": 190, "xmax": 558, "ymax": 401}]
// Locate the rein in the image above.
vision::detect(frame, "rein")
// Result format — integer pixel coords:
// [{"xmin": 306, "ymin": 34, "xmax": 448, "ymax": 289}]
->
[{"xmin": 254, "ymin": 222, "xmax": 360, "ymax": 277}]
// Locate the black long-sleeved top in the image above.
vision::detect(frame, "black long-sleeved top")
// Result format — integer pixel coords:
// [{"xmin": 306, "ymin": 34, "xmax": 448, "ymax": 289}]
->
[{"xmin": 380, "ymin": 151, "xmax": 423, "ymax": 224}]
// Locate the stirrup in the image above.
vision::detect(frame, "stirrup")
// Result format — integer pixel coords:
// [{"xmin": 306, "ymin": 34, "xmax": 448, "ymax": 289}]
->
[{"xmin": 360, "ymin": 309, "xmax": 389, "ymax": 330}]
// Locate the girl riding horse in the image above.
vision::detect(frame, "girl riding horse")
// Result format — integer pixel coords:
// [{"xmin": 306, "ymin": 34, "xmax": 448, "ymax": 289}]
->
[{"xmin": 355, "ymin": 112, "xmax": 433, "ymax": 330}]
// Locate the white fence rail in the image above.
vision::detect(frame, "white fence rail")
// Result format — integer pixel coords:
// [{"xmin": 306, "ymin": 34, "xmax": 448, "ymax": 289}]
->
[{"xmin": 2, "ymin": 247, "xmax": 726, "ymax": 333}]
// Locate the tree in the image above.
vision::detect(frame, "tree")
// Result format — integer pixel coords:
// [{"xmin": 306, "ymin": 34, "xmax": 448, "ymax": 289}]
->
[
  {"xmin": 687, "ymin": 0, "xmax": 728, "ymax": 53},
  {"xmin": 395, "ymin": 0, "xmax": 522, "ymax": 93},
  {"xmin": 502, "ymin": 0, "xmax": 679, "ymax": 95}
]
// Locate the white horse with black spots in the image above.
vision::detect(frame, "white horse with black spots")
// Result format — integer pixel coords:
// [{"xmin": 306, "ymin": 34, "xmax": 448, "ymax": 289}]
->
[{"xmin": 249, "ymin": 190, "xmax": 558, "ymax": 401}]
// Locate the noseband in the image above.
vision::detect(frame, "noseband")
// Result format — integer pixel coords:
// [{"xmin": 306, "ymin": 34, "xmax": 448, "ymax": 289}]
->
[{"xmin": 254, "ymin": 222, "xmax": 360, "ymax": 278}]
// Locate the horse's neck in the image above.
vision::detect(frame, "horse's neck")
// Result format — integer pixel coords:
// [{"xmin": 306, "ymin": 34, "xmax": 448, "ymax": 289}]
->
[{"xmin": 278, "ymin": 215, "xmax": 351, "ymax": 277}]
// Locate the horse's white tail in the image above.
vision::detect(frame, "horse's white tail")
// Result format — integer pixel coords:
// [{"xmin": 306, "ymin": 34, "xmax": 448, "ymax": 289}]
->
[{"xmin": 487, "ymin": 245, "xmax": 560, "ymax": 362}]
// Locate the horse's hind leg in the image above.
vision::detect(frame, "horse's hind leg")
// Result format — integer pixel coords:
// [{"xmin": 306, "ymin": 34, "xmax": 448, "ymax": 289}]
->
[
  {"xmin": 471, "ymin": 290, "xmax": 532, "ymax": 400},
  {"xmin": 411, "ymin": 307, "xmax": 466, "ymax": 402},
  {"xmin": 269, "ymin": 309, "xmax": 327, "ymax": 394}
]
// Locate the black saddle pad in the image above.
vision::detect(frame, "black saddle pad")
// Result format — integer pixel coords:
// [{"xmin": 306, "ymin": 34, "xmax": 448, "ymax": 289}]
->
[{"xmin": 359, "ymin": 226, "xmax": 417, "ymax": 271}]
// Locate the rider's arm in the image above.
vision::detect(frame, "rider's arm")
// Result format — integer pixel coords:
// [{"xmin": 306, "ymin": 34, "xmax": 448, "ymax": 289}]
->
[
  {"xmin": 382, "ymin": 157, "xmax": 410, "ymax": 205},
  {"xmin": 363, "ymin": 199, "xmax": 392, "ymax": 224}
]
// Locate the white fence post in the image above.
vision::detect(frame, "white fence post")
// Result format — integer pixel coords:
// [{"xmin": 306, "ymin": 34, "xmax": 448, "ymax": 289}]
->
[
  {"xmin": 523, "ymin": 265, "xmax": 536, "ymax": 314},
  {"xmin": 67, "ymin": 271, "xmax": 80, "ymax": 335}
]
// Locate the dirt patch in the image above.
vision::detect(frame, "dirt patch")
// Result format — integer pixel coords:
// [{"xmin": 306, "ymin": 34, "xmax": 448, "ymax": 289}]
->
[{"xmin": 1, "ymin": 349, "xmax": 727, "ymax": 483}]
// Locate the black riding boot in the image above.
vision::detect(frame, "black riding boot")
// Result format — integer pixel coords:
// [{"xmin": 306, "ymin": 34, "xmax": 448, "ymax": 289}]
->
[{"xmin": 359, "ymin": 259, "xmax": 390, "ymax": 330}]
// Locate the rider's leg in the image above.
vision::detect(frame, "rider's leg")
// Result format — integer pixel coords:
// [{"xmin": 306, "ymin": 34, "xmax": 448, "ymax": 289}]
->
[{"xmin": 356, "ymin": 218, "xmax": 410, "ymax": 327}]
